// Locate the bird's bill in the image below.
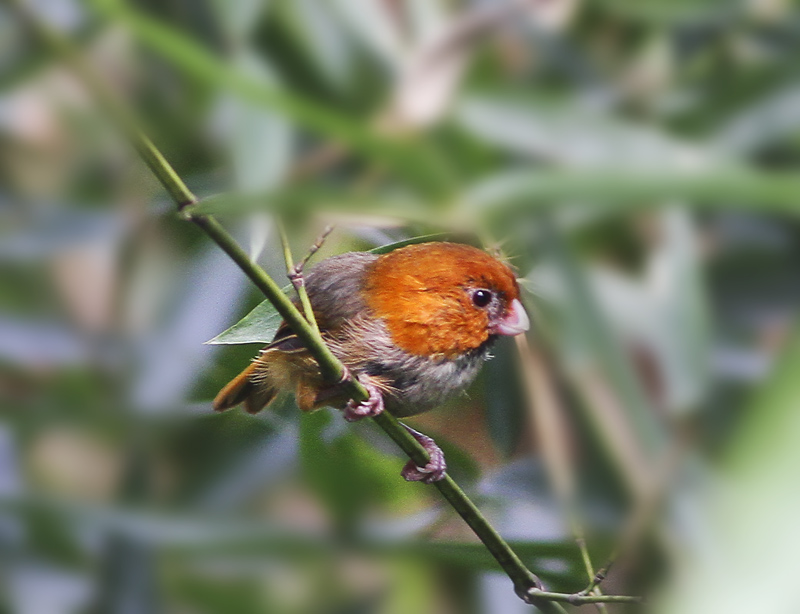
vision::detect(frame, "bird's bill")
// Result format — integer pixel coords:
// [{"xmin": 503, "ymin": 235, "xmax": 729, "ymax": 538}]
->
[{"xmin": 492, "ymin": 298, "xmax": 530, "ymax": 336}]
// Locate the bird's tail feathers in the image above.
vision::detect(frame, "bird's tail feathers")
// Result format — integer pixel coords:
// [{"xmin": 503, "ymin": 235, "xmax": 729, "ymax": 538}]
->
[{"xmin": 213, "ymin": 361, "xmax": 278, "ymax": 414}]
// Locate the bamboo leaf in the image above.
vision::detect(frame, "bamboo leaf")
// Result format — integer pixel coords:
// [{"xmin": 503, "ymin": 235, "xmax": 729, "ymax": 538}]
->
[
  {"xmin": 205, "ymin": 297, "xmax": 284, "ymax": 345},
  {"xmin": 367, "ymin": 232, "xmax": 479, "ymax": 254},
  {"xmin": 713, "ymin": 82, "xmax": 800, "ymax": 155},
  {"xmin": 463, "ymin": 168, "xmax": 800, "ymax": 217},
  {"xmin": 456, "ymin": 96, "xmax": 716, "ymax": 170}
]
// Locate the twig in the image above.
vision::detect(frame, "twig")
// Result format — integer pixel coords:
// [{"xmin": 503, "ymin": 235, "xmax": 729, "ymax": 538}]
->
[
  {"xmin": 580, "ymin": 557, "xmax": 615, "ymax": 596},
  {"xmin": 286, "ymin": 224, "xmax": 334, "ymax": 336},
  {"xmin": 7, "ymin": 3, "xmax": 565, "ymax": 608},
  {"xmin": 276, "ymin": 219, "xmax": 320, "ymax": 334},
  {"xmin": 574, "ymin": 530, "xmax": 608, "ymax": 613},
  {"xmin": 478, "ymin": 222, "xmax": 593, "ymax": 588},
  {"xmin": 291, "ymin": 224, "xmax": 335, "ymax": 280},
  {"xmin": 528, "ymin": 589, "xmax": 643, "ymax": 606},
  {"xmin": 186, "ymin": 215, "xmax": 344, "ymax": 382}
]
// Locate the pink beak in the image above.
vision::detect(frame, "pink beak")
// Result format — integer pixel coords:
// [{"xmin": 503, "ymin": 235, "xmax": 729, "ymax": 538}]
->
[{"xmin": 492, "ymin": 298, "xmax": 530, "ymax": 336}]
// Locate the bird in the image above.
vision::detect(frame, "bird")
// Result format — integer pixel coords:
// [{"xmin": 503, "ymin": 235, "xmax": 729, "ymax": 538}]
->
[{"xmin": 213, "ymin": 241, "xmax": 530, "ymax": 483}]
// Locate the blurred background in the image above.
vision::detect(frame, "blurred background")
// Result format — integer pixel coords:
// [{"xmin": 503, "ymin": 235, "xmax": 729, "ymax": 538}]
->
[{"xmin": 3, "ymin": 0, "xmax": 800, "ymax": 612}]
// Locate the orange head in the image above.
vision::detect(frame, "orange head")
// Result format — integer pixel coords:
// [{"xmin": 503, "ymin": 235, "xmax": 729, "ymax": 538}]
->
[{"xmin": 362, "ymin": 243, "xmax": 529, "ymax": 358}]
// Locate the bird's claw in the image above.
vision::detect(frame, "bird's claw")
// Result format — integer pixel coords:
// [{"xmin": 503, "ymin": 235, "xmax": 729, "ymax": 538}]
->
[
  {"xmin": 400, "ymin": 425, "xmax": 447, "ymax": 483},
  {"xmin": 342, "ymin": 374, "xmax": 384, "ymax": 422},
  {"xmin": 339, "ymin": 378, "xmax": 445, "ymax": 484}
]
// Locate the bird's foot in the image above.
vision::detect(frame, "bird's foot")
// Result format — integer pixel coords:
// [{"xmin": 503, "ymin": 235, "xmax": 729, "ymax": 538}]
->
[
  {"xmin": 400, "ymin": 425, "xmax": 447, "ymax": 483},
  {"xmin": 342, "ymin": 372, "xmax": 384, "ymax": 422}
]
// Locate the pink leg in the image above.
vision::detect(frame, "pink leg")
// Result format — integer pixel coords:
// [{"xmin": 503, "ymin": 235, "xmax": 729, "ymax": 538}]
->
[
  {"xmin": 400, "ymin": 425, "xmax": 447, "ymax": 483},
  {"xmin": 342, "ymin": 373, "xmax": 384, "ymax": 422}
]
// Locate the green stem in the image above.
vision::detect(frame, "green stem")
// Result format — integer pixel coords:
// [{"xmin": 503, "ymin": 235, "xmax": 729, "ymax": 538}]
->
[
  {"xmin": 531, "ymin": 590, "xmax": 643, "ymax": 606},
  {"xmin": 276, "ymin": 219, "xmax": 320, "ymax": 334},
  {"xmin": 573, "ymin": 523, "xmax": 609, "ymax": 613},
  {"xmin": 581, "ymin": 554, "xmax": 615, "ymax": 596}
]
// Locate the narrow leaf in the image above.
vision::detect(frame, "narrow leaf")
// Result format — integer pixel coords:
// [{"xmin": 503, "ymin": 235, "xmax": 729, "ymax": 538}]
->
[
  {"xmin": 367, "ymin": 232, "xmax": 479, "ymax": 254},
  {"xmin": 205, "ymin": 299, "xmax": 283, "ymax": 345},
  {"xmin": 464, "ymin": 168, "xmax": 800, "ymax": 217}
]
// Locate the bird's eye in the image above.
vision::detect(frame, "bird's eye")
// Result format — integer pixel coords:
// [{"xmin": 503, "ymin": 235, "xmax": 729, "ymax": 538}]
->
[{"xmin": 472, "ymin": 289, "xmax": 493, "ymax": 308}]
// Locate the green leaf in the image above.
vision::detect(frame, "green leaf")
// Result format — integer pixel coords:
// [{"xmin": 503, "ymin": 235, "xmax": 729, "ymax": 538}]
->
[
  {"xmin": 464, "ymin": 168, "xmax": 800, "ymax": 217},
  {"xmin": 205, "ymin": 298, "xmax": 283, "ymax": 345},
  {"xmin": 367, "ymin": 232, "xmax": 479, "ymax": 254},
  {"xmin": 222, "ymin": 52, "xmax": 293, "ymax": 194},
  {"xmin": 713, "ymin": 83, "xmax": 800, "ymax": 156},
  {"xmin": 456, "ymin": 96, "xmax": 719, "ymax": 171}
]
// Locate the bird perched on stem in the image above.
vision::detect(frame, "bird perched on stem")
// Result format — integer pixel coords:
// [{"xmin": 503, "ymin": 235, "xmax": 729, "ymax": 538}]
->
[{"xmin": 214, "ymin": 242, "xmax": 530, "ymax": 483}]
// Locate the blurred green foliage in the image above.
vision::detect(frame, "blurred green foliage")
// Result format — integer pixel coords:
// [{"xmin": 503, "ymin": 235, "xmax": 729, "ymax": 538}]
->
[{"xmin": 3, "ymin": 0, "xmax": 800, "ymax": 612}]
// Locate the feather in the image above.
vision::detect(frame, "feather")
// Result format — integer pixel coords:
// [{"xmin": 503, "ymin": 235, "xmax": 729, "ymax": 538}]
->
[
  {"xmin": 212, "ymin": 242, "xmax": 523, "ymax": 417},
  {"xmin": 213, "ymin": 362, "xmax": 263, "ymax": 412}
]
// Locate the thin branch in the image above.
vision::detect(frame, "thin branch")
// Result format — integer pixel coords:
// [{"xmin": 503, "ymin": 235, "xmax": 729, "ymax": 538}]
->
[
  {"xmin": 580, "ymin": 556, "xmax": 616, "ymax": 596},
  {"xmin": 292, "ymin": 224, "xmax": 335, "ymax": 278},
  {"xmin": 276, "ymin": 219, "xmax": 320, "ymax": 334},
  {"xmin": 529, "ymin": 589, "xmax": 644, "ymax": 606},
  {"xmin": 9, "ymin": 2, "xmax": 569, "ymax": 608},
  {"xmin": 573, "ymin": 532, "xmax": 608, "ymax": 614}
]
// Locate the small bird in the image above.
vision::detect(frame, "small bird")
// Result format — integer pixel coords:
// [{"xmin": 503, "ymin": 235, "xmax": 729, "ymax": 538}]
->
[{"xmin": 213, "ymin": 242, "xmax": 530, "ymax": 483}]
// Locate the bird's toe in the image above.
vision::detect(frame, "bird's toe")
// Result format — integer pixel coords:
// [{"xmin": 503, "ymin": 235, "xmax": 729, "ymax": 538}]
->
[
  {"xmin": 400, "ymin": 425, "xmax": 447, "ymax": 483},
  {"xmin": 342, "ymin": 377, "xmax": 384, "ymax": 422}
]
